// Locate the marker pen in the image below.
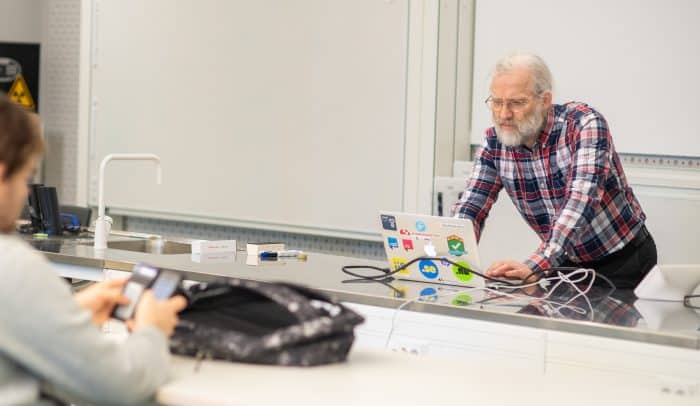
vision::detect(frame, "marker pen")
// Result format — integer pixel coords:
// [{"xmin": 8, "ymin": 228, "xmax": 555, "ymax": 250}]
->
[{"xmin": 259, "ymin": 250, "xmax": 306, "ymax": 259}]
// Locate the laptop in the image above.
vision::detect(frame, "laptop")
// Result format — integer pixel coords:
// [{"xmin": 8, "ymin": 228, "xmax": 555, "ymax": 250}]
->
[{"xmin": 379, "ymin": 211, "xmax": 483, "ymax": 287}]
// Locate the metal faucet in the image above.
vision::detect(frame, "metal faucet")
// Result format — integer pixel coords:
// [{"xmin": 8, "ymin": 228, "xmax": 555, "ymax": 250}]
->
[{"xmin": 94, "ymin": 153, "xmax": 162, "ymax": 250}]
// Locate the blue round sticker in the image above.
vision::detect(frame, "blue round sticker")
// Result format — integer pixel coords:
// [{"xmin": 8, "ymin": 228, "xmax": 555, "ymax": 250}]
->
[
  {"xmin": 419, "ymin": 287, "xmax": 438, "ymax": 302},
  {"xmin": 418, "ymin": 259, "xmax": 439, "ymax": 279},
  {"xmin": 415, "ymin": 220, "xmax": 427, "ymax": 232}
]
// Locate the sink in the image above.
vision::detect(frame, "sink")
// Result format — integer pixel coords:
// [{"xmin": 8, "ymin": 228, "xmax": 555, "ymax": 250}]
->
[{"xmin": 86, "ymin": 239, "xmax": 192, "ymax": 255}]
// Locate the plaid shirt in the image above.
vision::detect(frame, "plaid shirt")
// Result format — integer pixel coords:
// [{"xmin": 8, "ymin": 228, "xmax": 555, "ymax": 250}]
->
[{"xmin": 453, "ymin": 102, "xmax": 646, "ymax": 273}]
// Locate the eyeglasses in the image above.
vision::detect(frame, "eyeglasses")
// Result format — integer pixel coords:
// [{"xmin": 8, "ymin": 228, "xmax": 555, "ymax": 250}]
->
[{"xmin": 485, "ymin": 96, "xmax": 537, "ymax": 113}]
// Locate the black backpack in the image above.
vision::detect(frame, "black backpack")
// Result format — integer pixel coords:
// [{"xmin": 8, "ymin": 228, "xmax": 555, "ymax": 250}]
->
[{"xmin": 169, "ymin": 278, "xmax": 365, "ymax": 366}]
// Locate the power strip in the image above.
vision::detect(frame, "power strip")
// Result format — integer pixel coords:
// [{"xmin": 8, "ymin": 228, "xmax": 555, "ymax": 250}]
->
[{"xmin": 620, "ymin": 154, "xmax": 700, "ymax": 170}]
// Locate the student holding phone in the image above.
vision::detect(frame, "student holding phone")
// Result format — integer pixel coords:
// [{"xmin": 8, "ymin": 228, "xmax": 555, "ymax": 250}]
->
[{"xmin": 0, "ymin": 95, "xmax": 187, "ymax": 404}]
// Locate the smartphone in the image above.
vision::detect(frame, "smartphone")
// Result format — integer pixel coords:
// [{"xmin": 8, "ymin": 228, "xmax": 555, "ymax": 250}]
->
[
  {"xmin": 151, "ymin": 270, "xmax": 182, "ymax": 300},
  {"xmin": 111, "ymin": 263, "xmax": 159, "ymax": 321}
]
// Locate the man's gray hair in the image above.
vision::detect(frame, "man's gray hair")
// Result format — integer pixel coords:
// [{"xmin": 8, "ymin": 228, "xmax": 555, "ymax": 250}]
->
[{"xmin": 492, "ymin": 53, "xmax": 553, "ymax": 95}]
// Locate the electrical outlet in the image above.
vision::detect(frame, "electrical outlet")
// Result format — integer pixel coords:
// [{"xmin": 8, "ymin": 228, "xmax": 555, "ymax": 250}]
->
[
  {"xmin": 387, "ymin": 338, "xmax": 429, "ymax": 356},
  {"xmin": 657, "ymin": 376, "xmax": 698, "ymax": 399}
]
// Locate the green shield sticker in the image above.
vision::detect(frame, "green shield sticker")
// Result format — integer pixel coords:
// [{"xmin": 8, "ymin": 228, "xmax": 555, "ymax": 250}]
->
[{"xmin": 447, "ymin": 234, "xmax": 465, "ymax": 256}]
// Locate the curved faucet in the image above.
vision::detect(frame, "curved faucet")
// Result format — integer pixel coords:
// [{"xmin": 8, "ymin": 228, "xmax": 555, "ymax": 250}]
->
[{"xmin": 94, "ymin": 153, "xmax": 162, "ymax": 250}]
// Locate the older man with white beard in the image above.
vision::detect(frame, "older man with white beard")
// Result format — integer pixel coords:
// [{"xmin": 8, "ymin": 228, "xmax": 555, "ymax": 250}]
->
[{"xmin": 452, "ymin": 53, "xmax": 656, "ymax": 289}]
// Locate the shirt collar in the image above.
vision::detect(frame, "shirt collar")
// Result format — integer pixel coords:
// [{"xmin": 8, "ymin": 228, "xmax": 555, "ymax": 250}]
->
[
  {"xmin": 533, "ymin": 106, "xmax": 555, "ymax": 149},
  {"xmin": 518, "ymin": 106, "xmax": 555, "ymax": 152}
]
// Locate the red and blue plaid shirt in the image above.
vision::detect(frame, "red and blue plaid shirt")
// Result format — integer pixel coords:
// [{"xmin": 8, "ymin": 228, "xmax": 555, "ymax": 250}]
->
[{"xmin": 452, "ymin": 102, "xmax": 646, "ymax": 273}]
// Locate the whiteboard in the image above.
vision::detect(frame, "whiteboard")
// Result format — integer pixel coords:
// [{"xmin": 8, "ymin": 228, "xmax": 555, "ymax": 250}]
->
[
  {"xmin": 471, "ymin": 0, "xmax": 700, "ymax": 157},
  {"xmin": 89, "ymin": 0, "xmax": 409, "ymax": 238}
]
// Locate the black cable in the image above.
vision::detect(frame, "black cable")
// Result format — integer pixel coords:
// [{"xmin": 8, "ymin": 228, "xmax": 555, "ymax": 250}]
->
[
  {"xmin": 343, "ymin": 256, "xmax": 521, "ymax": 286},
  {"xmin": 342, "ymin": 257, "xmax": 618, "ymax": 292},
  {"xmin": 341, "ymin": 277, "xmax": 408, "ymax": 298},
  {"xmin": 341, "ymin": 264, "xmax": 395, "ymax": 281}
]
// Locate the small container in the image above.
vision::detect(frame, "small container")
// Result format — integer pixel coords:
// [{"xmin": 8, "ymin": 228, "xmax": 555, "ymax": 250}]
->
[{"xmin": 191, "ymin": 239, "xmax": 237, "ymax": 255}]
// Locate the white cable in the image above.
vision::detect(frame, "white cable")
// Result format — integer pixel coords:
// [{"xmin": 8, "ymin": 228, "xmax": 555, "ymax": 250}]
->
[
  {"xmin": 384, "ymin": 286, "xmax": 481, "ymax": 350},
  {"xmin": 488, "ymin": 269, "xmax": 590, "ymax": 291},
  {"xmin": 479, "ymin": 286, "xmax": 589, "ymax": 316},
  {"xmin": 546, "ymin": 269, "xmax": 596, "ymax": 320},
  {"xmin": 539, "ymin": 268, "xmax": 591, "ymax": 301},
  {"xmin": 486, "ymin": 269, "xmax": 594, "ymax": 317},
  {"xmin": 508, "ymin": 268, "xmax": 596, "ymax": 320},
  {"xmin": 383, "ymin": 271, "xmax": 597, "ymax": 350}
]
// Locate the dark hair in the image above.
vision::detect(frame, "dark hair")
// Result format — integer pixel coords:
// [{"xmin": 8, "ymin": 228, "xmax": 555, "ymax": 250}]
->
[{"xmin": 0, "ymin": 94, "xmax": 44, "ymax": 180}]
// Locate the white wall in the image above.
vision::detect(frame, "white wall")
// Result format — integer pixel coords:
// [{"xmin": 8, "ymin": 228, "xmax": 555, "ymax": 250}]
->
[
  {"xmin": 0, "ymin": 0, "xmax": 43, "ymax": 43},
  {"xmin": 471, "ymin": 0, "xmax": 700, "ymax": 157},
  {"xmin": 86, "ymin": 0, "xmax": 439, "ymax": 238}
]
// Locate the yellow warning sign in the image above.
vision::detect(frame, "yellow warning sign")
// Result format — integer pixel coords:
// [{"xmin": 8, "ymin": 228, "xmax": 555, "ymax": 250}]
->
[{"xmin": 8, "ymin": 73, "xmax": 35, "ymax": 110}]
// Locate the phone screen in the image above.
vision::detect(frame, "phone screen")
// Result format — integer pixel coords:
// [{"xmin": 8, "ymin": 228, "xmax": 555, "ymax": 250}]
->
[
  {"xmin": 113, "ymin": 282, "xmax": 145, "ymax": 320},
  {"xmin": 112, "ymin": 263, "xmax": 160, "ymax": 321},
  {"xmin": 152, "ymin": 271, "xmax": 181, "ymax": 300}
]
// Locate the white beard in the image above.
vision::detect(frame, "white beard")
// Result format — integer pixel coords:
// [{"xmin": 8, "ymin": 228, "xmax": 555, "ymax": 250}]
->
[
  {"xmin": 496, "ymin": 129, "xmax": 525, "ymax": 147},
  {"xmin": 495, "ymin": 105, "xmax": 547, "ymax": 147}
]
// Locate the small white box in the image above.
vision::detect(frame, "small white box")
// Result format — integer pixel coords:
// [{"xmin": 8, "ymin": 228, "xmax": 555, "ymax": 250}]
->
[
  {"xmin": 191, "ymin": 252, "xmax": 236, "ymax": 263},
  {"xmin": 246, "ymin": 242, "xmax": 285, "ymax": 255},
  {"xmin": 190, "ymin": 239, "xmax": 236, "ymax": 255}
]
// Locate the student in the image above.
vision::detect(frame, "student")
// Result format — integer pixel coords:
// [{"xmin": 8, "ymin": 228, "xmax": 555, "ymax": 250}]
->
[
  {"xmin": 453, "ymin": 53, "xmax": 656, "ymax": 289},
  {"xmin": 0, "ymin": 94, "xmax": 187, "ymax": 404}
]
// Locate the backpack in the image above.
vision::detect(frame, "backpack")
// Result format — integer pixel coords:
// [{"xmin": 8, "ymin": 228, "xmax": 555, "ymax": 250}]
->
[{"xmin": 169, "ymin": 278, "xmax": 365, "ymax": 366}]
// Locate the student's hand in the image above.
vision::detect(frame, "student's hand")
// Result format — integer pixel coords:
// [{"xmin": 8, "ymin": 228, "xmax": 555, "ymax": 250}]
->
[
  {"xmin": 128, "ymin": 291, "xmax": 187, "ymax": 337},
  {"xmin": 486, "ymin": 260, "xmax": 535, "ymax": 281},
  {"xmin": 74, "ymin": 278, "xmax": 130, "ymax": 325}
]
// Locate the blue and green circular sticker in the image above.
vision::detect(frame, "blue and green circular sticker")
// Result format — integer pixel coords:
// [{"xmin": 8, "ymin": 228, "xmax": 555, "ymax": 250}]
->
[{"xmin": 452, "ymin": 260, "xmax": 473, "ymax": 282}]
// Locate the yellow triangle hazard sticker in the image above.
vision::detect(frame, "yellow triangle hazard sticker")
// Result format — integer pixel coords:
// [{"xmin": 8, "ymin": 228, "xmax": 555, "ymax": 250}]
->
[{"xmin": 8, "ymin": 73, "xmax": 36, "ymax": 110}]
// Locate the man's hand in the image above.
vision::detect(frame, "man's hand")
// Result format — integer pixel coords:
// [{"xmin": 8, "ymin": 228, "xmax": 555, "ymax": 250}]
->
[
  {"xmin": 486, "ymin": 260, "xmax": 536, "ymax": 281},
  {"xmin": 74, "ymin": 278, "xmax": 130, "ymax": 325}
]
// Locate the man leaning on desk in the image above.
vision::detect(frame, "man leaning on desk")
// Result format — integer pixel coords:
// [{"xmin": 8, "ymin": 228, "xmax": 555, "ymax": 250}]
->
[{"xmin": 452, "ymin": 52, "xmax": 657, "ymax": 289}]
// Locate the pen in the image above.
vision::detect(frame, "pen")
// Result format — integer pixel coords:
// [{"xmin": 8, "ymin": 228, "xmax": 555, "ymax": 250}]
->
[{"xmin": 259, "ymin": 250, "xmax": 306, "ymax": 259}]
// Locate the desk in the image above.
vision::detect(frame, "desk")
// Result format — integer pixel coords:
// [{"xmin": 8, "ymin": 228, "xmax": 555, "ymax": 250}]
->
[
  {"xmin": 159, "ymin": 349, "xmax": 695, "ymax": 405},
  {"xmin": 26, "ymin": 235, "xmax": 700, "ymax": 402},
  {"xmin": 33, "ymin": 235, "xmax": 700, "ymax": 348}
]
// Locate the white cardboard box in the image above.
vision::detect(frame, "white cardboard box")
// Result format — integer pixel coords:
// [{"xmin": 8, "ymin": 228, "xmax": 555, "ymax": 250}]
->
[{"xmin": 190, "ymin": 240, "xmax": 237, "ymax": 255}]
